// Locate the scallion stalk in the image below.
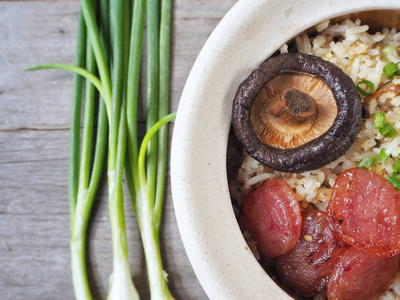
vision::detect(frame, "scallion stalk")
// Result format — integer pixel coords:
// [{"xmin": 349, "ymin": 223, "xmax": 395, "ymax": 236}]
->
[
  {"xmin": 57, "ymin": 4, "xmax": 108, "ymax": 299},
  {"xmin": 71, "ymin": 26, "xmax": 98, "ymax": 300},
  {"xmin": 106, "ymin": 0, "xmax": 140, "ymax": 298},
  {"xmin": 69, "ymin": 5, "xmax": 108, "ymax": 300},
  {"xmin": 135, "ymin": 114, "xmax": 176, "ymax": 300},
  {"xmin": 79, "ymin": 0, "xmax": 112, "ymax": 114},
  {"xmin": 146, "ymin": 0, "xmax": 160, "ymax": 206},
  {"xmin": 68, "ymin": 11, "xmax": 92, "ymax": 300},
  {"xmin": 125, "ymin": 0, "xmax": 176, "ymax": 298},
  {"xmin": 69, "ymin": 10, "xmax": 85, "ymax": 230},
  {"xmin": 155, "ymin": 0, "xmax": 172, "ymax": 231},
  {"xmin": 125, "ymin": 0, "xmax": 146, "ymax": 212}
]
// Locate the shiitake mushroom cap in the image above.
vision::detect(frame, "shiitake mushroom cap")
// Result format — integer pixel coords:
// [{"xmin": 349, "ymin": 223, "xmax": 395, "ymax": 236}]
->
[{"xmin": 232, "ymin": 53, "xmax": 362, "ymax": 173}]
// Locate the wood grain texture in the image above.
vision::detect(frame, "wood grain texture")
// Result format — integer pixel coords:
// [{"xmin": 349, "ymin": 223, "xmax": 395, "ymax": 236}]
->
[{"xmin": 0, "ymin": 0, "xmax": 237, "ymax": 299}]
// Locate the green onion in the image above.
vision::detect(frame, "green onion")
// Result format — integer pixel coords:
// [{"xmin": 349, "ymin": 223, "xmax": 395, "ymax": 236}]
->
[
  {"xmin": 374, "ymin": 113, "xmax": 398, "ymax": 138},
  {"xmin": 374, "ymin": 112, "xmax": 386, "ymax": 129},
  {"xmin": 381, "ymin": 45, "xmax": 397, "ymax": 60},
  {"xmin": 27, "ymin": 0, "xmax": 176, "ymax": 299},
  {"xmin": 68, "ymin": 11, "xmax": 93, "ymax": 300},
  {"xmin": 29, "ymin": 6, "xmax": 108, "ymax": 299},
  {"xmin": 383, "ymin": 61, "xmax": 400, "ymax": 79},
  {"xmin": 107, "ymin": 0, "xmax": 140, "ymax": 298},
  {"xmin": 68, "ymin": 10, "xmax": 85, "ymax": 230},
  {"xmin": 124, "ymin": 0, "xmax": 176, "ymax": 298},
  {"xmin": 69, "ymin": 8, "xmax": 107, "ymax": 300},
  {"xmin": 357, "ymin": 80, "xmax": 375, "ymax": 96},
  {"xmin": 393, "ymin": 159, "xmax": 400, "ymax": 172},
  {"xmin": 358, "ymin": 157, "xmax": 377, "ymax": 168},
  {"xmin": 379, "ymin": 122, "xmax": 398, "ymax": 138},
  {"xmin": 378, "ymin": 147, "xmax": 389, "ymax": 163},
  {"xmin": 387, "ymin": 172, "xmax": 400, "ymax": 190},
  {"xmin": 145, "ymin": 0, "xmax": 160, "ymax": 210},
  {"xmin": 155, "ymin": 0, "xmax": 172, "ymax": 232}
]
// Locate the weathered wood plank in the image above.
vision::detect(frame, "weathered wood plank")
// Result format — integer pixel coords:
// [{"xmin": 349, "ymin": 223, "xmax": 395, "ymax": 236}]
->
[
  {"xmin": 0, "ymin": 0, "xmax": 237, "ymax": 299},
  {"xmin": 0, "ymin": 128, "xmax": 201, "ymax": 300},
  {"xmin": 0, "ymin": 0, "xmax": 236, "ymax": 129},
  {"xmin": 0, "ymin": 2, "xmax": 78, "ymax": 130}
]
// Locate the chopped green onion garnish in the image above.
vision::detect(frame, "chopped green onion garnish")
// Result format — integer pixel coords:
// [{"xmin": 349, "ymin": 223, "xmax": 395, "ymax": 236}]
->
[
  {"xmin": 378, "ymin": 147, "xmax": 389, "ymax": 163},
  {"xmin": 374, "ymin": 112, "xmax": 386, "ymax": 129},
  {"xmin": 357, "ymin": 80, "xmax": 375, "ymax": 96},
  {"xmin": 358, "ymin": 157, "xmax": 376, "ymax": 168},
  {"xmin": 387, "ymin": 172, "xmax": 400, "ymax": 190},
  {"xmin": 393, "ymin": 159, "xmax": 400, "ymax": 172},
  {"xmin": 379, "ymin": 123, "xmax": 398, "ymax": 138},
  {"xmin": 381, "ymin": 45, "xmax": 396, "ymax": 60},
  {"xmin": 383, "ymin": 61, "xmax": 400, "ymax": 79}
]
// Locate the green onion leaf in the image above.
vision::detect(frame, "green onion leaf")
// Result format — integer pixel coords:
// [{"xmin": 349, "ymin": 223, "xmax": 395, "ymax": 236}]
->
[
  {"xmin": 374, "ymin": 112, "xmax": 386, "ymax": 129},
  {"xmin": 378, "ymin": 147, "xmax": 389, "ymax": 163},
  {"xmin": 387, "ymin": 172, "xmax": 400, "ymax": 190},
  {"xmin": 393, "ymin": 159, "xmax": 400, "ymax": 172},
  {"xmin": 379, "ymin": 123, "xmax": 398, "ymax": 138},
  {"xmin": 358, "ymin": 157, "xmax": 377, "ymax": 168},
  {"xmin": 383, "ymin": 61, "xmax": 400, "ymax": 79},
  {"xmin": 357, "ymin": 80, "xmax": 375, "ymax": 96},
  {"xmin": 381, "ymin": 45, "xmax": 397, "ymax": 60}
]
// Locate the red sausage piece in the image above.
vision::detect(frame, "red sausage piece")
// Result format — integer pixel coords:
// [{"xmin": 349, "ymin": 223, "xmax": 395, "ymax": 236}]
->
[
  {"xmin": 240, "ymin": 178, "xmax": 301, "ymax": 257},
  {"xmin": 328, "ymin": 168, "xmax": 400, "ymax": 257},
  {"xmin": 327, "ymin": 246, "xmax": 398, "ymax": 300},
  {"xmin": 276, "ymin": 210, "xmax": 348, "ymax": 297}
]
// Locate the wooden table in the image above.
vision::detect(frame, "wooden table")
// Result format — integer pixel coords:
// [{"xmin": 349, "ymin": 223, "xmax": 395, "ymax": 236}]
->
[{"xmin": 0, "ymin": 1, "xmax": 237, "ymax": 299}]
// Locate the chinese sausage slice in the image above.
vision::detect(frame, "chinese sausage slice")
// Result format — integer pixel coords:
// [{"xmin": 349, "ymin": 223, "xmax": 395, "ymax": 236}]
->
[
  {"xmin": 276, "ymin": 210, "xmax": 348, "ymax": 298},
  {"xmin": 328, "ymin": 168, "xmax": 400, "ymax": 257},
  {"xmin": 327, "ymin": 247, "xmax": 398, "ymax": 300},
  {"xmin": 240, "ymin": 178, "xmax": 302, "ymax": 257}
]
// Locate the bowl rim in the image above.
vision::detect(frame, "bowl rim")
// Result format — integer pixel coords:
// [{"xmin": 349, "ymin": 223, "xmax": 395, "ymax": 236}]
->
[{"xmin": 171, "ymin": 1, "xmax": 400, "ymax": 299}]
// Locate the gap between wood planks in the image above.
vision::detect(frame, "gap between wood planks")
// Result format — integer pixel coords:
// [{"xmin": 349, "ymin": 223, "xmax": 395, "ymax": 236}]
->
[{"xmin": 0, "ymin": 121, "xmax": 159, "ymax": 132}]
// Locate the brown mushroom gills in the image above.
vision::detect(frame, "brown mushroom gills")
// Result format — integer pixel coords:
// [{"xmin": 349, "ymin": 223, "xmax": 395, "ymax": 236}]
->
[{"xmin": 251, "ymin": 73, "xmax": 338, "ymax": 149}]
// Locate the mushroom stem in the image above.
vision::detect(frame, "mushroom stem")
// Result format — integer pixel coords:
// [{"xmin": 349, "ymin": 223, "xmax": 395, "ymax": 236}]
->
[
  {"xmin": 270, "ymin": 88, "xmax": 317, "ymax": 125},
  {"xmin": 364, "ymin": 81, "xmax": 400, "ymax": 118}
]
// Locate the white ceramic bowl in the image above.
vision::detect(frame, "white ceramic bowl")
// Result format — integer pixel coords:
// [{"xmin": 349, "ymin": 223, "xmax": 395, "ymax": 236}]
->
[{"xmin": 171, "ymin": 1, "xmax": 400, "ymax": 299}]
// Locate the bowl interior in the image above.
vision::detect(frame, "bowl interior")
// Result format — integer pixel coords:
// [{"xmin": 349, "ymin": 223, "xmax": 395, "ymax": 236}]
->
[
  {"xmin": 228, "ymin": 8, "xmax": 400, "ymax": 298},
  {"xmin": 333, "ymin": 10, "xmax": 400, "ymax": 31},
  {"xmin": 171, "ymin": 2, "xmax": 400, "ymax": 299}
]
